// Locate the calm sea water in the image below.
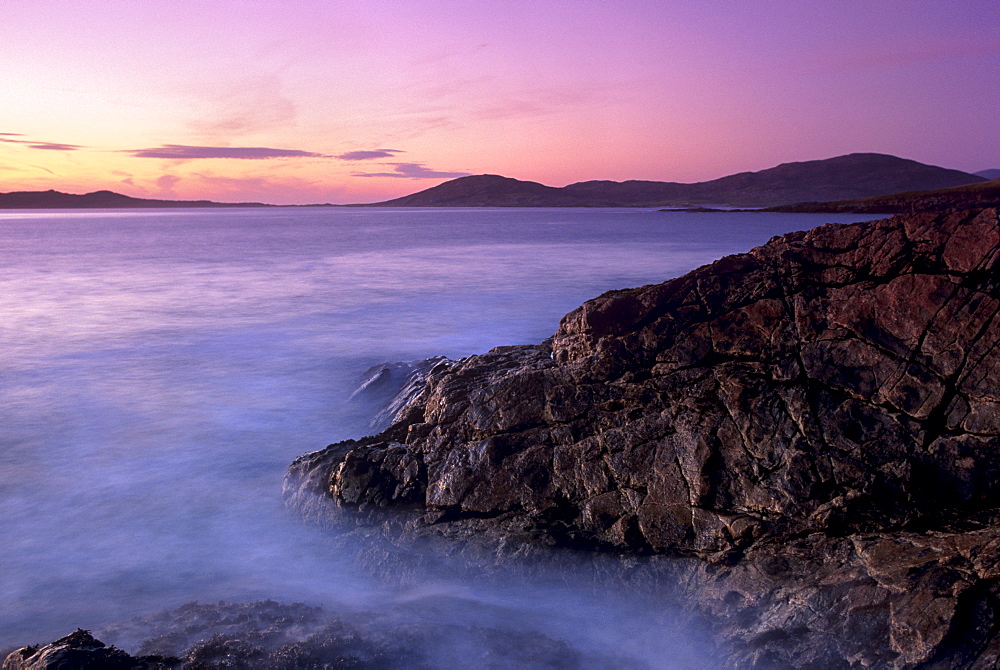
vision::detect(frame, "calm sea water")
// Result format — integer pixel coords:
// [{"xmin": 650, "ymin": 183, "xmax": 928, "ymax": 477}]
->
[{"xmin": 0, "ymin": 207, "xmax": 879, "ymax": 661}]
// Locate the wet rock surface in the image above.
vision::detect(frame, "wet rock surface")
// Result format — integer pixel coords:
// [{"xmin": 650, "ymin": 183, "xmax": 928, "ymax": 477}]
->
[
  {"xmin": 5, "ymin": 601, "xmax": 652, "ymax": 670},
  {"xmin": 348, "ymin": 356, "xmax": 453, "ymax": 432},
  {"xmin": 1, "ymin": 628, "xmax": 179, "ymax": 670},
  {"xmin": 286, "ymin": 209, "xmax": 1000, "ymax": 667}
]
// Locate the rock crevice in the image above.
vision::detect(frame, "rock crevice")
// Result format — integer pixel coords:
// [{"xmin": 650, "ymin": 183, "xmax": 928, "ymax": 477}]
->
[{"xmin": 285, "ymin": 209, "xmax": 1000, "ymax": 667}]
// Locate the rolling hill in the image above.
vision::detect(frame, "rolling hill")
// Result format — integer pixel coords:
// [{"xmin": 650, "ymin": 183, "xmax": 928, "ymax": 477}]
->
[
  {"xmin": 0, "ymin": 189, "xmax": 268, "ymax": 209},
  {"xmin": 372, "ymin": 153, "xmax": 985, "ymax": 208},
  {"xmin": 767, "ymin": 177, "xmax": 1000, "ymax": 213},
  {"xmin": 1, "ymin": 154, "xmax": 987, "ymax": 210}
]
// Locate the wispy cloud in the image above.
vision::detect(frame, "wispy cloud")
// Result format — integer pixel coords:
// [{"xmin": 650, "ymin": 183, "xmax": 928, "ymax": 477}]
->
[
  {"xmin": 0, "ymin": 134, "xmax": 82, "ymax": 151},
  {"xmin": 0, "ymin": 159, "xmax": 55, "ymax": 175},
  {"xmin": 111, "ymin": 170, "xmax": 136, "ymax": 188},
  {"xmin": 186, "ymin": 74, "xmax": 298, "ymax": 137},
  {"xmin": 26, "ymin": 142, "xmax": 82, "ymax": 151},
  {"xmin": 410, "ymin": 43, "xmax": 490, "ymax": 68},
  {"xmin": 336, "ymin": 149, "xmax": 403, "ymax": 160},
  {"xmin": 155, "ymin": 174, "xmax": 182, "ymax": 196},
  {"xmin": 377, "ymin": 114, "xmax": 454, "ymax": 143},
  {"xmin": 186, "ymin": 172, "xmax": 347, "ymax": 205},
  {"xmin": 127, "ymin": 144, "xmax": 327, "ymax": 160},
  {"xmin": 352, "ymin": 162, "xmax": 470, "ymax": 179}
]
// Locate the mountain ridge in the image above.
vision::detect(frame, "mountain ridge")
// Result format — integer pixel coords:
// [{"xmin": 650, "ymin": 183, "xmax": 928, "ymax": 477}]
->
[
  {"xmin": 1, "ymin": 153, "xmax": 986, "ymax": 209},
  {"xmin": 373, "ymin": 153, "xmax": 985, "ymax": 208}
]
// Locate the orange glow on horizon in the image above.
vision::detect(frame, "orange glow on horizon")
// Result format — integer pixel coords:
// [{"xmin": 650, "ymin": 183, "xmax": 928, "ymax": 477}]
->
[{"xmin": 1, "ymin": 1, "xmax": 997, "ymax": 204}]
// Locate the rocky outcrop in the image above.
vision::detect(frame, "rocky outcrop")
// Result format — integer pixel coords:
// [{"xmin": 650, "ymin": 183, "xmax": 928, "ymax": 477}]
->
[
  {"xmin": 1, "ymin": 629, "xmax": 179, "ymax": 669},
  {"xmin": 286, "ymin": 209, "xmax": 1000, "ymax": 666},
  {"xmin": 348, "ymin": 356, "xmax": 452, "ymax": 431},
  {"xmin": 6, "ymin": 601, "xmax": 648, "ymax": 670}
]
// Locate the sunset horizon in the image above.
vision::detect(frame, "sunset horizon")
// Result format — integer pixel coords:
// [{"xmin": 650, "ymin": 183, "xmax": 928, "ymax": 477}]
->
[
  {"xmin": 6, "ymin": 2, "xmax": 1000, "ymax": 664},
  {"xmin": 3, "ymin": 0, "xmax": 998, "ymax": 204}
]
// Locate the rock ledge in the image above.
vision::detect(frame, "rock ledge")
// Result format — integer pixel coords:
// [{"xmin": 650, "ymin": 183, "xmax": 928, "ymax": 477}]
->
[{"xmin": 286, "ymin": 209, "xmax": 1000, "ymax": 667}]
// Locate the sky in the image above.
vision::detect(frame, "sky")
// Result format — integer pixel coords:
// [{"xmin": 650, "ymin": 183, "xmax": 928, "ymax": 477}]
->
[{"xmin": 1, "ymin": 0, "xmax": 998, "ymax": 204}]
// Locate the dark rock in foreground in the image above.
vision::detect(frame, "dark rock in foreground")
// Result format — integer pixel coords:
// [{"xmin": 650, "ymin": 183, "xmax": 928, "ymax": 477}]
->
[
  {"xmin": 286, "ymin": 209, "xmax": 1000, "ymax": 667},
  {"xmin": 348, "ymin": 356, "xmax": 453, "ymax": 432},
  {"xmin": 1, "ymin": 629, "xmax": 179, "ymax": 669},
  {"xmin": 5, "ymin": 601, "xmax": 648, "ymax": 670}
]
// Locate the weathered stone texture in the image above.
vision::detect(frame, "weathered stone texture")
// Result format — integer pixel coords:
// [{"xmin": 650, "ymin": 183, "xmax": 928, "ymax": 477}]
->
[
  {"xmin": 286, "ymin": 209, "xmax": 1000, "ymax": 667},
  {"xmin": 2, "ymin": 629, "xmax": 178, "ymax": 670}
]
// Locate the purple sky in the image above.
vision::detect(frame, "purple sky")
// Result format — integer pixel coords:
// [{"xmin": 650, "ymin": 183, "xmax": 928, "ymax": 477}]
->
[{"xmin": 1, "ymin": 0, "xmax": 997, "ymax": 203}]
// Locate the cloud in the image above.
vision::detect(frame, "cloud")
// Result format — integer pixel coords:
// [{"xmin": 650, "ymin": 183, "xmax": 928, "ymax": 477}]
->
[
  {"xmin": 377, "ymin": 114, "xmax": 454, "ymax": 143},
  {"xmin": 0, "ymin": 160, "xmax": 55, "ymax": 175},
  {"xmin": 155, "ymin": 174, "xmax": 182, "ymax": 196},
  {"xmin": 410, "ymin": 43, "xmax": 490, "ymax": 68},
  {"xmin": 0, "ymin": 135, "xmax": 82, "ymax": 151},
  {"xmin": 127, "ymin": 144, "xmax": 327, "ymax": 160},
  {"xmin": 26, "ymin": 142, "xmax": 81, "ymax": 151},
  {"xmin": 474, "ymin": 97, "xmax": 553, "ymax": 121},
  {"xmin": 186, "ymin": 74, "xmax": 298, "ymax": 137},
  {"xmin": 156, "ymin": 175, "xmax": 182, "ymax": 189},
  {"xmin": 186, "ymin": 172, "xmax": 348, "ymax": 205},
  {"xmin": 352, "ymin": 162, "xmax": 470, "ymax": 179},
  {"xmin": 336, "ymin": 149, "xmax": 403, "ymax": 160}
]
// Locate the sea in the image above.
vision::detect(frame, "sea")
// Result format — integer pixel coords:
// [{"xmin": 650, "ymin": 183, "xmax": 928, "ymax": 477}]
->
[{"xmin": 0, "ymin": 207, "xmax": 880, "ymax": 664}]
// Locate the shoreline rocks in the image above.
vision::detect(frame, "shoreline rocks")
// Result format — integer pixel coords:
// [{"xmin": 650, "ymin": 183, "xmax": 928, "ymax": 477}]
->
[
  {"xmin": 348, "ymin": 356, "xmax": 453, "ymax": 432},
  {"xmin": 5, "ymin": 599, "xmax": 681, "ymax": 670},
  {"xmin": 1, "ymin": 629, "xmax": 180, "ymax": 670},
  {"xmin": 285, "ymin": 208, "xmax": 1000, "ymax": 666}
]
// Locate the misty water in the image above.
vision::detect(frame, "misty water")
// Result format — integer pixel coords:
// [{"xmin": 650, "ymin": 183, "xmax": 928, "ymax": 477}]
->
[{"xmin": 0, "ymin": 207, "xmax": 879, "ymax": 664}]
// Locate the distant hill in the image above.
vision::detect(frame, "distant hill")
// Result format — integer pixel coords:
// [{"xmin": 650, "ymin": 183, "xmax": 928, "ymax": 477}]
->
[
  {"xmin": 371, "ymin": 154, "xmax": 985, "ymax": 207},
  {"xmin": 3, "ymin": 154, "xmax": 988, "ymax": 210},
  {"xmin": 767, "ymin": 178, "xmax": 1000, "ymax": 214},
  {"xmin": 976, "ymin": 169, "xmax": 1000, "ymax": 180},
  {"xmin": 0, "ymin": 189, "xmax": 269, "ymax": 209},
  {"xmin": 374, "ymin": 174, "xmax": 593, "ymax": 207}
]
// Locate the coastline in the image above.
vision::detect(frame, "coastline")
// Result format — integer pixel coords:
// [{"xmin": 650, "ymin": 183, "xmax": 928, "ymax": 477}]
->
[
  {"xmin": 8, "ymin": 207, "xmax": 1000, "ymax": 668},
  {"xmin": 283, "ymin": 208, "xmax": 1000, "ymax": 667}
]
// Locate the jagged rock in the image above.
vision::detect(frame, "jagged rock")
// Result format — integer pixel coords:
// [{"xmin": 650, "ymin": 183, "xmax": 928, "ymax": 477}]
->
[
  {"xmin": 12, "ymin": 601, "xmax": 642, "ymax": 670},
  {"xmin": 1, "ymin": 629, "xmax": 178, "ymax": 670},
  {"xmin": 348, "ymin": 356, "xmax": 453, "ymax": 431},
  {"xmin": 286, "ymin": 209, "xmax": 1000, "ymax": 667}
]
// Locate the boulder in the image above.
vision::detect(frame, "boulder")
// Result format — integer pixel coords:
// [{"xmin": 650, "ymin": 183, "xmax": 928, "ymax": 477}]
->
[
  {"xmin": 286, "ymin": 209, "xmax": 1000, "ymax": 667},
  {"xmin": 1, "ymin": 629, "xmax": 178, "ymax": 670}
]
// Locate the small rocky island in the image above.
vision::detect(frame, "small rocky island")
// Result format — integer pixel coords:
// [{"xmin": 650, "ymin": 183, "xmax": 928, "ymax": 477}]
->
[{"xmin": 285, "ymin": 208, "xmax": 1000, "ymax": 667}]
